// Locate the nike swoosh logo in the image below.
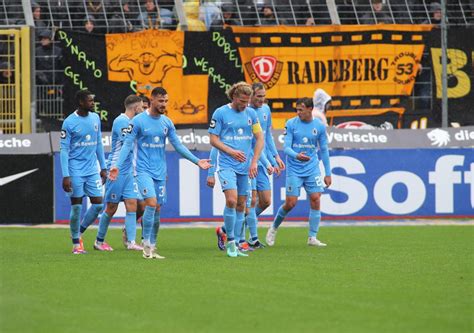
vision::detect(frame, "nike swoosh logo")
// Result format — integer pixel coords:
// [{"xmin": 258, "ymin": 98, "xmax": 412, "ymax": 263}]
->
[
  {"xmin": 227, "ymin": 122, "xmax": 234, "ymax": 125},
  {"xmin": 144, "ymin": 128, "xmax": 151, "ymax": 132},
  {"xmin": 0, "ymin": 169, "xmax": 38, "ymax": 186}
]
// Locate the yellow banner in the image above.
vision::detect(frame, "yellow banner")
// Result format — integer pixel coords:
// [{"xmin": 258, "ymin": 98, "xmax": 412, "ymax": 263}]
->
[{"xmin": 105, "ymin": 30, "xmax": 208, "ymax": 124}]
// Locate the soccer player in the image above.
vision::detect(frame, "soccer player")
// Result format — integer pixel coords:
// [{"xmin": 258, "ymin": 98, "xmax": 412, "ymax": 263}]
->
[
  {"xmin": 60, "ymin": 90, "xmax": 107, "ymax": 254},
  {"xmin": 266, "ymin": 97, "xmax": 332, "ymax": 247},
  {"xmin": 94, "ymin": 95, "xmax": 144, "ymax": 251},
  {"xmin": 243, "ymin": 82, "xmax": 285, "ymax": 249},
  {"xmin": 109, "ymin": 87, "xmax": 211, "ymax": 259},
  {"xmin": 208, "ymin": 81, "xmax": 264, "ymax": 258}
]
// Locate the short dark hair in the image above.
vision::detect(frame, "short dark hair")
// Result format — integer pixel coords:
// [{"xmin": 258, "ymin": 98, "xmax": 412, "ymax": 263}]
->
[
  {"xmin": 139, "ymin": 95, "xmax": 150, "ymax": 104},
  {"xmin": 251, "ymin": 82, "xmax": 265, "ymax": 92},
  {"xmin": 75, "ymin": 89, "xmax": 93, "ymax": 105},
  {"xmin": 124, "ymin": 95, "xmax": 142, "ymax": 108},
  {"xmin": 296, "ymin": 97, "xmax": 313, "ymax": 108},
  {"xmin": 151, "ymin": 87, "xmax": 167, "ymax": 97}
]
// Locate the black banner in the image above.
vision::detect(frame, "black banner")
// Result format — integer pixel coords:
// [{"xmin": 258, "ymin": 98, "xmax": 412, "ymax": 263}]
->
[{"xmin": 0, "ymin": 155, "xmax": 54, "ymax": 224}]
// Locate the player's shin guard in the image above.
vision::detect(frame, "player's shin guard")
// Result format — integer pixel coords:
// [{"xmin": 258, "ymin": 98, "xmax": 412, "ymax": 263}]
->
[
  {"xmin": 246, "ymin": 207, "xmax": 258, "ymax": 241},
  {"xmin": 80, "ymin": 203, "xmax": 103, "ymax": 233},
  {"xmin": 150, "ymin": 211, "xmax": 160, "ymax": 246},
  {"xmin": 309, "ymin": 209, "xmax": 321, "ymax": 237},
  {"xmin": 125, "ymin": 212, "xmax": 137, "ymax": 243},
  {"xmin": 70, "ymin": 204, "xmax": 82, "ymax": 243},
  {"xmin": 273, "ymin": 205, "xmax": 289, "ymax": 229},
  {"xmin": 96, "ymin": 212, "xmax": 111, "ymax": 242},
  {"xmin": 223, "ymin": 206, "xmax": 236, "ymax": 241},
  {"xmin": 234, "ymin": 210, "xmax": 245, "ymax": 243},
  {"xmin": 142, "ymin": 206, "xmax": 155, "ymax": 245}
]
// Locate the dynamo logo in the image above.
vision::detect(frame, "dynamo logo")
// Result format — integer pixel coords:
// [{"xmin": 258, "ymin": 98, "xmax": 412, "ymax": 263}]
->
[{"xmin": 427, "ymin": 129, "xmax": 450, "ymax": 147}]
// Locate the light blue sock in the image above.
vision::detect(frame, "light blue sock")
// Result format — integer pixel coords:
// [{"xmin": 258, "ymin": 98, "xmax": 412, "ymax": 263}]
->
[
  {"xmin": 273, "ymin": 205, "xmax": 289, "ymax": 229},
  {"xmin": 309, "ymin": 209, "xmax": 321, "ymax": 237},
  {"xmin": 234, "ymin": 210, "xmax": 245, "ymax": 243},
  {"xmin": 150, "ymin": 211, "xmax": 160, "ymax": 246},
  {"xmin": 80, "ymin": 203, "xmax": 103, "ymax": 233},
  {"xmin": 246, "ymin": 207, "xmax": 258, "ymax": 240},
  {"xmin": 240, "ymin": 221, "xmax": 247, "ymax": 243},
  {"xmin": 223, "ymin": 206, "xmax": 236, "ymax": 241},
  {"xmin": 142, "ymin": 206, "xmax": 155, "ymax": 244},
  {"xmin": 125, "ymin": 212, "xmax": 137, "ymax": 243},
  {"xmin": 96, "ymin": 212, "xmax": 111, "ymax": 242},
  {"xmin": 255, "ymin": 205, "xmax": 264, "ymax": 216},
  {"xmin": 70, "ymin": 204, "xmax": 82, "ymax": 243}
]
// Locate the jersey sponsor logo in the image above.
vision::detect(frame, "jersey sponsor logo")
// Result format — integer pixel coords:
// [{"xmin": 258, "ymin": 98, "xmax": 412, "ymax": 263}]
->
[
  {"xmin": 427, "ymin": 129, "xmax": 450, "ymax": 147},
  {"xmin": 121, "ymin": 127, "xmax": 128, "ymax": 136},
  {"xmin": 245, "ymin": 56, "xmax": 284, "ymax": 89},
  {"xmin": 0, "ymin": 169, "xmax": 38, "ymax": 186},
  {"xmin": 60, "ymin": 130, "xmax": 66, "ymax": 139},
  {"xmin": 209, "ymin": 119, "xmax": 216, "ymax": 129}
]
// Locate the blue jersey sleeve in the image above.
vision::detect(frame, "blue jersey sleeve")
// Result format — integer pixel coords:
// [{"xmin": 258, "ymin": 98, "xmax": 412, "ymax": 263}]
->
[
  {"xmin": 95, "ymin": 117, "xmax": 106, "ymax": 170},
  {"xmin": 115, "ymin": 119, "xmax": 138, "ymax": 170},
  {"xmin": 208, "ymin": 109, "xmax": 223, "ymax": 136},
  {"xmin": 59, "ymin": 120, "xmax": 71, "ymax": 177},
  {"xmin": 283, "ymin": 120, "xmax": 298, "ymax": 159},
  {"xmin": 207, "ymin": 147, "xmax": 218, "ymax": 176},
  {"xmin": 167, "ymin": 120, "xmax": 199, "ymax": 164},
  {"xmin": 318, "ymin": 125, "xmax": 331, "ymax": 176}
]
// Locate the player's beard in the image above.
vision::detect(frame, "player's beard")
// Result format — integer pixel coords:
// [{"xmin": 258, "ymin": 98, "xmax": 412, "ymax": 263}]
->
[{"xmin": 157, "ymin": 107, "xmax": 166, "ymax": 114}]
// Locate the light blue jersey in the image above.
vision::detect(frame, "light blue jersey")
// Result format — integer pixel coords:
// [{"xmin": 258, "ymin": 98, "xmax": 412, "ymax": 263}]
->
[
  {"xmin": 107, "ymin": 113, "xmax": 134, "ymax": 175},
  {"xmin": 284, "ymin": 117, "xmax": 331, "ymax": 177},
  {"xmin": 208, "ymin": 104, "xmax": 259, "ymax": 175},
  {"xmin": 116, "ymin": 110, "xmax": 199, "ymax": 180},
  {"xmin": 60, "ymin": 111, "xmax": 106, "ymax": 177},
  {"xmin": 249, "ymin": 104, "xmax": 278, "ymax": 167}
]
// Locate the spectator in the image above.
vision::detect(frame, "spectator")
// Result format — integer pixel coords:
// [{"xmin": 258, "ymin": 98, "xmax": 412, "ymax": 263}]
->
[
  {"xmin": 423, "ymin": 2, "xmax": 442, "ymax": 26},
  {"xmin": 235, "ymin": 0, "xmax": 258, "ymax": 25},
  {"xmin": 260, "ymin": 4, "xmax": 287, "ymax": 25},
  {"xmin": 35, "ymin": 30, "xmax": 63, "ymax": 85},
  {"xmin": 360, "ymin": 0, "xmax": 394, "ymax": 24},
  {"xmin": 85, "ymin": 0, "xmax": 107, "ymax": 32},
  {"xmin": 200, "ymin": 0, "xmax": 222, "ymax": 30},
  {"xmin": 0, "ymin": 62, "xmax": 14, "ymax": 84},
  {"xmin": 210, "ymin": 4, "xmax": 240, "ymax": 31},
  {"xmin": 32, "ymin": 2, "xmax": 49, "ymax": 40},
  {"xmin": 84, "ymin": 16, "xmax": 96, "ymax": 33},
  {"xmin": 305, "ymin": 17, "xmax": 315, "ymax": 25},
  {"xmin": 138, "ymin": 0, "xmax": 173, "ymax": 30},
  {"xmin": 178, "ymin": 1, "xmax": 206, "ymax": 31}
]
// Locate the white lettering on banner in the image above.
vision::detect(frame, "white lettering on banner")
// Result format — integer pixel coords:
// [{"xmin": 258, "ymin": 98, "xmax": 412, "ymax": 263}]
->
[
  {"xmin": 327, "ymin": 132, "xmax": 388, "ymax": 144},
  {"xmin": 428, "ymin": 155, "xmax": 465, "ymax": 213},
  {"xmin": 321, "ymin": 156, "xmax": 368, "ymax": 215},
  {"xmin": 102, "ymin": 135, "xmax": 111, "ymax": 147},
  {"xmin": 454, "ymin": 129, "xmax": 474, "ymax": 141},
  {"xmin": 0, "ymin": 138, "xmax": 32, "ymax": 148},
  {"xmin": 374, "ymin": 171, "xmax": 426, "ymax": 214},
  {"xmin": 165, "ymin": 133, "xmax": 211, "ymax": 145},
  {"xmin": 464, "ymin": 163, "xmax": 474, "ymax": 208},
  {"xmin": 179, "ymin": 159, "xmax": 200, "ymax": 216}
]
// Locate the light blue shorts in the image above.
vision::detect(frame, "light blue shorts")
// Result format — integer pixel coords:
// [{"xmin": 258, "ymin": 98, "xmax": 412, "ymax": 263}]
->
[
  {"xmin": 286, "ymin": 173, "xmax": 324, "ymax": 197},
  {"xmin": 255, "ymin": 165, "xmax": 271, "ymax": 191},
  {"xmin": 70, "ymin": 173, "xmax": 103, "ymax": 198},
  {"xmin": 104, "ymin": 172, "xmax": 139, "ymax": 203},
  {"xmin": 217, "ymin": 169, "xmax": 249, "ymax": 196},
  {"xmin": 136, "ymin": 174, "xmax": 166, "ymax": 205}
]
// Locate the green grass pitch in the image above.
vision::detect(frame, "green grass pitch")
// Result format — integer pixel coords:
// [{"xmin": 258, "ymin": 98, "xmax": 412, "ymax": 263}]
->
[{"xmin": 0, "ymin": 225, "xmax": 472, "ymax": 333}]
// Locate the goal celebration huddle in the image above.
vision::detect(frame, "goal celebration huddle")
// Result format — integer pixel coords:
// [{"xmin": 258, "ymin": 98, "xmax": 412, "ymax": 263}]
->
[{"xmin": 60, "ymin": 82, "xmax": 332, "ymax": 258}]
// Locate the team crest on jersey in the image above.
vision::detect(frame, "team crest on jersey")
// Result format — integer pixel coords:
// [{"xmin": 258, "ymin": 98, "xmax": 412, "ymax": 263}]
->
[
  {"xmin": 111, "ymin": 193, "xmax": 117, "ymax": 200},
  {"xmin": 248, "ymin": 118, "xmax": 252, "ymax": 125},
  {"xmin": 288, "ymin": 185, "xmax": 293, "ymax": 192},
  {"xmin": 143, "ymin": 188, "xmax": 148, "ymax": 195},
  {"xmin": 263, "ymin": 114, "xmax": 267, "ymax": 121},
  {"xmin": 94, "ymin": 123, "xmax": 99, "ymax": 132},
  {"xmin": 60, "ymin": 130, "xmax": 66, "ymax": 139},
  {"xmin": 312, "ymin": 128, "xmax": 318, "ymax": 135},
  {"xmin": 209, "ymin": 119, "xmax": 216, "ymax": 129},
  {"xmin": 223, "ymin": 180, "xmax": 228, "ymax": 186}
]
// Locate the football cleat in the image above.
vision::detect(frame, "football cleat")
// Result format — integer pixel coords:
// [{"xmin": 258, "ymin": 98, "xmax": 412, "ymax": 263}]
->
[
  {"xmin": 126, "ymin": 241, "xmax": 143, "ymax": 251},
  {"xmin": 307, "ymin": 237, "xmax": 327, "ymax": 247},
  {"xmin": 266, "ymin": 227, "xmax": 278, "ymax": 246},
  {"xmin": 143, "ymin": 244, "xmax": 153, "ymax": 259},
  {"xmin": 216, "ymin": 226, "xmax": 227, "ymax": 251},
  {"xmin": 226, "ymin": 241, "xmax": 238, "ymax": 258},
  {"xmin": 238, "ymin": 242, "xmax": 254, "ymax": 252},
  {"xmin": 94, "ymin": 240, "xmax": 114, "ymax": 251},
  {"xmin": 72, "ymin": 246, "xmax": 87, "ymax": 254},
  {"xmin": 248, "ymin": 239, "xmax": 266, "ymax": 249},
  {"xmin": 151, "ymin": 247, "xmax": 165, "ymax": 259}
]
